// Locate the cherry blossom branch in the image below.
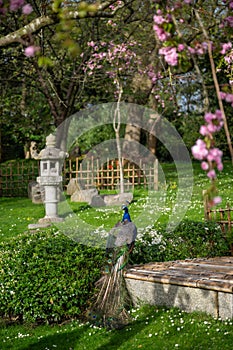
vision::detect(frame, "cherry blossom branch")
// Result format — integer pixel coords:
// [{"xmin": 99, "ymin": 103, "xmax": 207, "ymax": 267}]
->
[
  {"xmin": 194, "ymin": 9, "xmax": 233, "ymax": 165},
  {"xmin": 152, "ymin": 3, "xmax": 233, "ymax": 207}
]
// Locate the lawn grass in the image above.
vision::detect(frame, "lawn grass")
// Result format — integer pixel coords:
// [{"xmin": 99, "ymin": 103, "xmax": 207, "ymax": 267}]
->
[
  {"xmin": 0, "ymin": 161, "xmax": 233, "ymax": 349},
  {"xmin": 1, "ymin": 306, "xmax": 233, "ymax": 350},
  {"xmin": 0, "ymin": 161, "xmax": 232, "ymax": 243},
  {"xmin": 0, "ymin": 198, "xmax": 45, "ymax": 241}
]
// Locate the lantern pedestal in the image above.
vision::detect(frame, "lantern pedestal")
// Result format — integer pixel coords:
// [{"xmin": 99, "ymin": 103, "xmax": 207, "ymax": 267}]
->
[
  {"xmin": 28, "ymin": 133, "xmax": 68, "ymax": 228},
  {"xmin": 37, "ymin": 181, "xmax": 64, "ymax": 224}
]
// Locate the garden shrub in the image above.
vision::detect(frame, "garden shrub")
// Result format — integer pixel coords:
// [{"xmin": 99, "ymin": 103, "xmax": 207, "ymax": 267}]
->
[
  {"xmin": 0, "ymin": 229, "xmax": 104, "ymax": 324},
  {"xmin": 131, "ymin": 220, "xmax": 230, "ymax": 265}
]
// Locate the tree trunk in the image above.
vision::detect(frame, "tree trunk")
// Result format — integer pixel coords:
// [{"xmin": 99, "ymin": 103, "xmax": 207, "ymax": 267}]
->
[
  {"xmin": 147, "ymin": 112, "xmax": 161, "ymax": 156},
  {"xmin": 123, "ymin": 104, "xmax": 142, "ymax": 159}
]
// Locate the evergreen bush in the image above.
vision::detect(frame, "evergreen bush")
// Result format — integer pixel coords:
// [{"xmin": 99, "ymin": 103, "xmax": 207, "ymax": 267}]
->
[{"xmin": 0, "ymin": 229, "xmax": 104, "ymax": 324}]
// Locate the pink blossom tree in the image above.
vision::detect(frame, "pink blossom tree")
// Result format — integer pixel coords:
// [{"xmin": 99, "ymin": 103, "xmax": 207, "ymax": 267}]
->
[{"xmin": 151, "ymin": 0, "xmax": 233, "ymax": 207}]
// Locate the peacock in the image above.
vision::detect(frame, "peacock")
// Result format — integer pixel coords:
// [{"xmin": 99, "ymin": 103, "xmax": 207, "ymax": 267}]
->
[{"xmin": 86, "ymin": 204, "xmax": 137, "ymax": 329}]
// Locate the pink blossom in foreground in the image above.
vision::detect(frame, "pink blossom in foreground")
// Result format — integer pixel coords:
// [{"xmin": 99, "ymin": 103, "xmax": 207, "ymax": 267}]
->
[
  {"xmin": 178, "ymin": 44, "xmax": 185, "ymax": 52},
  {"xmin": 207, "ymin": 169, "xmax": 216, "ymax": 179},
  {"xmin": 220, "ymin": 91, "xmax": 233, "ymax": 107},
  {"xmin": 191, "ymin": 139, "xmax": 208, "ymax": 160},
  {"xmin": 201, "ymin": 161, "xmax": 209, "ymax": 170},
  {"xmin": 207, "ymin": 148, "xmax": 223, "ymax": 170},
  {"xmin": 225, "ymin": 93, "xmax": 233, "ymax": 103},
  {"xmin": 199, "ymin": 125, "xmax": 209, "ymax": 136},
  {"xmin": 203, "ymin": 110, "xmax": 223, "ymax": 133},
  {"xmin": 212, "ymin": 196, "xmax": 222, "ymax": 205},
  {"xmin": 192, "ymin": 108, "xmax": 224, "ymax": 206}
]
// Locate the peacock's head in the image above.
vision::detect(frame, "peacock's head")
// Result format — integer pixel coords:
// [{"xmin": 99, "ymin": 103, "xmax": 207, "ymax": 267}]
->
[{"xmin": 122, "ymin": 205, "xmax": 128, "ymax": 212}]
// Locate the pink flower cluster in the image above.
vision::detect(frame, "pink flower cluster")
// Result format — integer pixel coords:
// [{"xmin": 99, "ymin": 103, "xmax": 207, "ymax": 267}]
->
[
  {"xmin": 153, "ymin": 8, "xmax": 209, "ymax": 67},
  {"xmin": 1, "ymin": 0, "xmax": 32, "ymax": 16},
  {"xmin": 24, "ymin": 45, "xmax": 40, "ymax": 57},
  {"xmin": 9, "ymin": 0, "xmax": 24, "ymax": 11},
  {"xmin": 188, "ymin": 42, "xmax": 209, "ymax": 55},
  {"xmin": 85, "ymin": 41, "xmax": 138, "ymax": 78},
  {"xmin": 159, "ymin": 46, "xmax": 178, "ymax": 66},
  {"xmin": 147, "ymin": 66, "xmax": 163, "ymax": 83},
  {"xmin": 220, "ymin": 91, "xmax": 233, "ymax": 106},
  {"xmin": 192, "ymin": 110, "xmax": 224, "ymax": 183},
  {"xmin": 220, "ymin": 42, "xmax": 232, "ymax": 54},
  {"xmin": 200, "ymin": 110, "xmax": 224, "ymax": 135},
  {"xmin": 85, "ymin": 40, "xmax": 140, "ymax": 98},
  {"xmin": 9, "ymin": 0, "xmax": 32, "ymax": 14},
  {"xmin": 153, "ymin": 11, "xmax": 171, "ymax": 42}
]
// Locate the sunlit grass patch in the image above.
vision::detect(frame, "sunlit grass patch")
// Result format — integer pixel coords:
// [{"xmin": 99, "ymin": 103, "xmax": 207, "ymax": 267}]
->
[{"xmin": 1, "ymin": 306, "xmax": 233, "ymax": 350}]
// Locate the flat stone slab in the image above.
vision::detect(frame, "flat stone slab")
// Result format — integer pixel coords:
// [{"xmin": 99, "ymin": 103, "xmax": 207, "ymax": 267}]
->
[
  {"xmin": 125, "ymin": 257, "xmax": 233, "ymax": 319},
  {"xmin": 71, "ymin": 188, "xmax": 98, "ymax": 204},
  {"xmin": 103, "ymin": 192, "xmax": 133, "ymax": 206},
  {"xmin": 28, "ymin": 223, "xmax": 51, "ymax": 229}
]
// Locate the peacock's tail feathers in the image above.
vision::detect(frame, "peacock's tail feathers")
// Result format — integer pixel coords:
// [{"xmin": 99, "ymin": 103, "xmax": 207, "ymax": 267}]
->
[{"xmin": 89, "ymin": 252, "xmax": 132, "ymax": 328}]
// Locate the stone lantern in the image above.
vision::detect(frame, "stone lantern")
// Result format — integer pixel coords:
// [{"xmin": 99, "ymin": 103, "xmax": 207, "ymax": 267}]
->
[{"xmin": 36, "ymin": 133, "xmax": 68, "ymax": 223}]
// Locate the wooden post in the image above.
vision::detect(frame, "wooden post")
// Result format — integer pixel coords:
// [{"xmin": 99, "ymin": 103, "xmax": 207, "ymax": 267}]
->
[
  {"xmin": 154, "ymin": 159, "xmax": 158, "ymax": 190},
  {"xmin": 132, "ymin": 163, "xmax": 135, "ymax": 190},
  {"xmin": 0, "ymin": 168, "xmax": 2, "ymax": 197},
  {"xmin": 203, "ymin": 190, "xmax": 209, "ymax": 220},
  {"xmin": 227, "ymin": 203, "xmax": 231, "ymax": 232},
  {"xmin": 97, "ymin": 159, "xmax": 100, "ymax": 189},
  {"xmin": 91, "ymin": 156, "xmax": 94, "ymax": 188}
]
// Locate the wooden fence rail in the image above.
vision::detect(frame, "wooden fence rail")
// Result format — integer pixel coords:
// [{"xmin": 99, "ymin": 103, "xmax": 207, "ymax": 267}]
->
[
  {"xmin": 0, "ymin": 157, "xmax": 158, "ymax": 197},
  {"xmin": 205, "ymin": 203, "xmax": 233, "ymax": 233},
  {"xmin": 203, "ymin": 192, "xmax": 233, "ymax": 254}
]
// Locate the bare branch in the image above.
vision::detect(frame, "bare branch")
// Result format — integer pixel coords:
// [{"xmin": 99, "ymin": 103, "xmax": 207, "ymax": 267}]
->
[{"xmin": 0, "ymin": 16, "xmax": 56, "ymax": 47}]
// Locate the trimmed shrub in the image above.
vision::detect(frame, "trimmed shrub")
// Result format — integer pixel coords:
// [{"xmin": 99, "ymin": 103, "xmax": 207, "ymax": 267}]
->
[
  {"xmin": 131, "ymin": 220, "xmax": 230, "ymax": 264},
  {"xmin": 0, "ymin": 229, "xmax": 104, "ymax": 324}
]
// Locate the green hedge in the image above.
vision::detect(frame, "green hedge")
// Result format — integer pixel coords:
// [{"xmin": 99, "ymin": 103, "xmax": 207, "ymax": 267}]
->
[
  {"xmin": 0, "ymin": 220, "xmax": 230, "ymax": 324},
  {"xmin": 0, "ymin": 229, "xmax": 104, "ymax": 324},
  {"xmin": 131, "ymin": 220, "xmax": 230, "ymax": 264}
]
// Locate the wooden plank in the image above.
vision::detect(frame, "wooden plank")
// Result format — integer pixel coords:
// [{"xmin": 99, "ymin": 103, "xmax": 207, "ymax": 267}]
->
[
  {"xmin": 125, "ymin": 271, "xmax": 233, "ymax": 292},
  {"xmin": 175, "ymin": 262, "xmax": 233, "ymax": 271}
]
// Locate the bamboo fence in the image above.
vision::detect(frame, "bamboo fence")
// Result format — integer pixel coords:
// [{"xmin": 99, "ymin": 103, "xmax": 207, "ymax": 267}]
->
[
  {"xmin": 0, "ymin": 157, "xmax": 158, "ymax": 197},
  {"xmin": 0, "ymin": 160, "xmax": 40, "ymax": 197},
  {"xmin": 63, "ymin": 157, "xmax": 159, "ymax": 191}
]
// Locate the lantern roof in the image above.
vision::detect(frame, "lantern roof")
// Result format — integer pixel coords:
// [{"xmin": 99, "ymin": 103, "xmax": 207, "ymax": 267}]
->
[{"xmin": 39, "ymin": 134, "xmax": 66, "ymax": 160}]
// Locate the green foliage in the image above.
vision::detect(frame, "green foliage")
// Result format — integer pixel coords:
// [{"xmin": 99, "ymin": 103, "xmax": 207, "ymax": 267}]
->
[
  {"xmin": 0, "ymin": 229, "xmax": 104, "ymax": 324},
  {"xmin": 131, "ymin": 220, "xmax": 230, "ymax": 264}
]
